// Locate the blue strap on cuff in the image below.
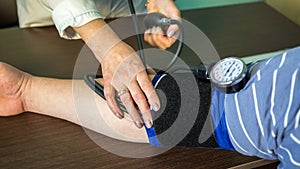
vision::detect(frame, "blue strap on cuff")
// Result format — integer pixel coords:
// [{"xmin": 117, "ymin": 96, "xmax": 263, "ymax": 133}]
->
[
  {"xmin": 145, "ymin": 73, "xmax": 164, "ymax": 146},
  {"xmin": 145, "ymin": 127, "xmax": 162, "ymax": 146}
]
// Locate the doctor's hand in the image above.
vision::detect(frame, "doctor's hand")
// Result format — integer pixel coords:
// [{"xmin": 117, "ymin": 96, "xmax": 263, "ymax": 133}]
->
[
  {"xmin": 101, "ymin": 41, "xmax": 160, "ymax": 129},
  {"xmin": 144, "ymin": 0, "xmax": 181, "ymax": 50},
  {"xmin": 74, "ymin": 19, "xmax": 160, "ymax": 129}
]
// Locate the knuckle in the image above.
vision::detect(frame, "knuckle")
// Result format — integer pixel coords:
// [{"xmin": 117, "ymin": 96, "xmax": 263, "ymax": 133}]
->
[
  {"xmin": 104, "ymin": 92, "xmax": 113, "ymax": 101},
  {"xmin": 129, "ymin": 114, "xmax": 140, "ymax": 122},
  {"xmin": 121, "ymin": 95, "xmax": 131, "ymax": 105},
  {"xmin": 160, "ymin": 46, "xmax": 167, "ymax": 50},
  {"xmin": 140, "ymin": 104, "xmax": 150, "ymax": 113},
  {"xmin": 103, "ymin": 74, "xmax": 113, "ymax": 82},
  {"xmin": 140, "ymin": 81, "xmax": 152, "ymax": 90},
  {"xmin": 141, "ymin": 111, "xmax": 151, "ymax": 119},
  {"xmin": 133, "ymin": 92, "xmax": 145, "ymax": 101},
  {"xmin": 165, "ymin": 42, "xmax": 172, "ymax": 48}
]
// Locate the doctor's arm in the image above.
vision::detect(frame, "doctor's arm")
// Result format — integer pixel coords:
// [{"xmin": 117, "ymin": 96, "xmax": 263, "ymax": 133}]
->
[{"xmin": 40, "ymin": 0, "xmax": 160, "ymax": 129}]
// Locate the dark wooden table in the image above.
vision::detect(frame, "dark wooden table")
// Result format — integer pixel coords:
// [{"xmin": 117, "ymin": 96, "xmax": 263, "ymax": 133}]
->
[{"xmin": 0, "ymin": 2, "xmax": 299, "ymax": 168}]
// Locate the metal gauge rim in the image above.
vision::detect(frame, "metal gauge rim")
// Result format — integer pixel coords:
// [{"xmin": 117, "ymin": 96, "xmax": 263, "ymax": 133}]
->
[{"xmin": 210, "ymin": 57, "xmax": 247, "ymax": 88}]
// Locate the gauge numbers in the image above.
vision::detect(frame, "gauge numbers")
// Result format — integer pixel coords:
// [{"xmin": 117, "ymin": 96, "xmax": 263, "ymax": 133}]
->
[{"xmin": 211, "ymin": 57, "xmax": 245, "ymax": 85}]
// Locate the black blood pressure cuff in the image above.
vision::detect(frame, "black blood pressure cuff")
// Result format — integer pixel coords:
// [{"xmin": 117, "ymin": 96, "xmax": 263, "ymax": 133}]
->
[{"xmin": 146, "ymin": 73, "xmax": 219, "ymax": 148}]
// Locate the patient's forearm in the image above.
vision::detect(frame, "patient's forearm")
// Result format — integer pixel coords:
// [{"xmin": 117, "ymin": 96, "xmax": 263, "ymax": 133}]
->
[
  {"xmin": 24, "ymin": 76, "xmax": 148, "ymax": 143},
  {"xmin": 25, "ymin": 77, "xmax": 79, "ymax": 124}
]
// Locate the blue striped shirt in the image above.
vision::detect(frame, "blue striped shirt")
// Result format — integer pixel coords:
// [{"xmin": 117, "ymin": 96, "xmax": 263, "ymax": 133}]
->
[{"xmin": 224, "ymin": 46, "xmax": 300, "ymax": 168}]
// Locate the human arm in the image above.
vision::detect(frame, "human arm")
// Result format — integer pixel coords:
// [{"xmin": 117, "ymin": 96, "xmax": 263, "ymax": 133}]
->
[
  {"xmin": 74, "ymin": 19, "xmax": 160, "ymax": 129},
  {"xmin": 0, "ymin": 62, "xmax": 148, "ymax": 143},
  {"xmin": 40, "ymin": 0, "xmax": 160, "ymax": 128}
]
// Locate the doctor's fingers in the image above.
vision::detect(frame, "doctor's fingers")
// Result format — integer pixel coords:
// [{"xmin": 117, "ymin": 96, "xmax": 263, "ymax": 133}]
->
[
  {"xmin": 144, "ymin": 27, "xmax": 176, "ymax": 50},
  {"xmin": 104, "ymin": 75, "xmax": 146, "ymax": 129},
  {"xmin": 113, "ymin": 71, "xmax": 158, "ymax": 128},
  {"xmin": 166, "ymin": 24, "xmax": 179, "ymax": 39},
  {"xmin": 136, "ymin": 70, "xmax": 160, "ymax": 113},
  {"xmin": 128, "ymin": 71, "xmax": 160, "ymax": 128},
  {"xmin": 118, "ymin": 89, "xmax": 144, "ymax": 129},
  {"xmin": 144, "ymin": 27, "xmax": 167, "ymax": 49},
  {"xmin": 103, "ymin": 83, "xmax": 124, "ymax": 119}
]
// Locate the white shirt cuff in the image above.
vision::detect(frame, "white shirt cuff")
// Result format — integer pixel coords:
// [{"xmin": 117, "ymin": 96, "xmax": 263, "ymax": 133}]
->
[{"xmin": 52, "ymin": 0, "xmax": 102, "ymax": 39}]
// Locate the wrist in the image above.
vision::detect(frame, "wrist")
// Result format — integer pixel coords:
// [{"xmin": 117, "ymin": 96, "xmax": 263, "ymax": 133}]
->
[
  {"xmin": 101, "ymin": 41, "xmax": 135, "ymax": 64},
  {"xmin": 22, "ymin": 74, "xmax": 34, "ymax": 112},
  {"xmin": 75, "ymin": 19, "xmax": 122, "ymax": 63}
]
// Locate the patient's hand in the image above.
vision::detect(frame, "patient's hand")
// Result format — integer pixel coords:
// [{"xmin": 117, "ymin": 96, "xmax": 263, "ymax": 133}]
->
[{"xmin": 0, "ymin": 62, "xmax": 31, "ymax": 116}]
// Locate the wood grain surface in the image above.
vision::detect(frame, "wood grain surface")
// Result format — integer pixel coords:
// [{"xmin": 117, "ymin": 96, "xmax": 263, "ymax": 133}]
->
[{"xmin": 0, "ymin": 2, "xmax": 299, "ymax": 168}]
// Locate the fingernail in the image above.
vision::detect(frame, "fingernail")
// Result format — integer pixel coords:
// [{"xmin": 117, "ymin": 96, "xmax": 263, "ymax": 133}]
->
[
  {"xmin": 145, "ymin": 120, "xmax": 153, "ymax": 128},
  {"xmin": 115, "ymin": 113, "xmax": 123, "ymax": 119},
  {"xmin": 135, "ymin": 121, "xmax": 143, "ymax": 128},
  {"xmin": 145, "ymin": 120, "xmax": 153, "ymax": 129},
  {"xmin": 167, "ymin": 30, "xmax": 175, "ymax": 38},
  {"xmin": 151, "ymin": 103, "xmax": 160, "ymax": 112}
]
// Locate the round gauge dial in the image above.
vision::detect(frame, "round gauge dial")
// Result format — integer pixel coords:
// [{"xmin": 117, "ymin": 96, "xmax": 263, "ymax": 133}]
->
[{"xmin": 210, "ymin": 57, "xmax": 247, "ymax": 93}]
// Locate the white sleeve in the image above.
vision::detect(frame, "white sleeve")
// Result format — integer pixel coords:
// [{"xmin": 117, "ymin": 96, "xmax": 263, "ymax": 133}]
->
[
  {"xmin": 17, "ymin": 0, "xmax": 53, "ymax": 28},
  {"xmin": 45, "ymin": 0, "xmax": 102, "ymax": 39},
  {"xmin": 39, "ymin": 0, "xmax": 64, "ymax": 11}
]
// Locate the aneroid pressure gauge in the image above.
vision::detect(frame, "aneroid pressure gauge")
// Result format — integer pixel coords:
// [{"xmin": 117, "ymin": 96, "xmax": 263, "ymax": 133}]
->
[{"xmin": 209, "ymin": 57, "xmax": 248, "ymax": 93}]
